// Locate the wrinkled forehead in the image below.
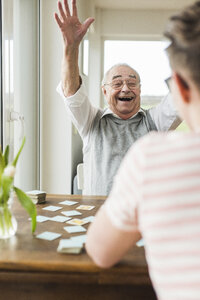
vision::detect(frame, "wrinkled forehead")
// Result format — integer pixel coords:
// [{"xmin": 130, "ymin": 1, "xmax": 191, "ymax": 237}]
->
[{"xmin": 107, "ymin": 66, "xmax": 139, "ymax": 82}]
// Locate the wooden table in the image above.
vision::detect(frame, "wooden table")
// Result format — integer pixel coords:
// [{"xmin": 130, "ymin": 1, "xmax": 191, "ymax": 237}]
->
[{"xmin": 0, "ymin": 194, "xmax": 156, "ymax": 300}]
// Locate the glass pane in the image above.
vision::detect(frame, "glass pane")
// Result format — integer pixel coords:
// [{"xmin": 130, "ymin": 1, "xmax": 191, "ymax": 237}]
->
[
  {"xmin": 104, "ymin": 40, "xmax": 171, "ymax": 97},
  {"xmin": 1, "ymin": 0, "xmax": 39, "ymax": 190},
  {"xmin": 2, "ymin": 0, "xmax": 14, "ymax": 151}
]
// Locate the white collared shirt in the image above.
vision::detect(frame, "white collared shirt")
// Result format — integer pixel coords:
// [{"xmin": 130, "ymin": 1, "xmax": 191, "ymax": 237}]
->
[
  {"xmin": 57, "ymin": 81, "xmax": 180, "ymax": 149},
  {"xmin": 101, "ymin": 107, "xmax": 143, "ymax": 119}
]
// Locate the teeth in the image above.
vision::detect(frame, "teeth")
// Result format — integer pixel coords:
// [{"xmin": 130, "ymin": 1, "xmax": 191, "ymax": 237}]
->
[{"xmin": 118, "ymin": 97, "xmax": 133, "ymax": 101}]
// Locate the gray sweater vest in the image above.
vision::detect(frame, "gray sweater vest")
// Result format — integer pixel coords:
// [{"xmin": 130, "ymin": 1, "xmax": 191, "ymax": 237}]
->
[{"xmin": 83, "ymin": 109, "xmax": 157, "ymax": 196}]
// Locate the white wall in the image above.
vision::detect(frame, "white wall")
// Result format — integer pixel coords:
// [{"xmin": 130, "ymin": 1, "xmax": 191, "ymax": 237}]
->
[
  {"xmin": 101, "ymin": 9, "xmax": 175, "ymax": 37},
  {"xmin": 40, "ymin": 0, "xmax": 70, "ymax": 193},
  {"xmin": 40, "ymin": 0, "xmax": 87, "ymax": 194},
  {"xmin": 88, "ymin": 8, "xmax": 103, "ymax": 108}
]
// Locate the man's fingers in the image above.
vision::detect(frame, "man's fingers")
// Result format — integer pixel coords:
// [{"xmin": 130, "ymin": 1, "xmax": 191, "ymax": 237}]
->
[
  {"xmin": 72, "ymin": 0, "xmax": 77, "ymax": 17},
  {"xmin": 54, "ymin": 13, "xmax": 63, "ymax": 27},
  {"xmin": 64, "ymin": 0, "xmax": 71, "ymax": 17},
  {"xmin": 58, "ymin": 1, "xmax": 67, "ymax": 21},
  {"xmin": 83, "ymin": 18, "xmax": 95, "ymax": 33}
]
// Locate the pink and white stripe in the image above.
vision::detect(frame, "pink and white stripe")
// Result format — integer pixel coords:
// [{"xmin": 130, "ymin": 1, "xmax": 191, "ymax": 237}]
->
[{"xmin": 106, "ymin": 131, "xmax": 200, "ymax": 300}]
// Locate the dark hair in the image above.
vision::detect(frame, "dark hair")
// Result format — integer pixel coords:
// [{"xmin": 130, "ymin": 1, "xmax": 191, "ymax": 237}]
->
[{"xmin": 164, "ymin": 1, "xmax": 200, "ymax": 87}]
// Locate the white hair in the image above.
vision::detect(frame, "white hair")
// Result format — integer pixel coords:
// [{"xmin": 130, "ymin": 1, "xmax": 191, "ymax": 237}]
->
[{"xmin": 102, "ymin": 63, "xmax": 141, "ymax": 85}]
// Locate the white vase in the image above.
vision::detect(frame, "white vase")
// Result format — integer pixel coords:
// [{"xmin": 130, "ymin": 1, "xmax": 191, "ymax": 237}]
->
[{"xmin": 0, "ymin": 197, "xmax": 17, "ymax": 239}]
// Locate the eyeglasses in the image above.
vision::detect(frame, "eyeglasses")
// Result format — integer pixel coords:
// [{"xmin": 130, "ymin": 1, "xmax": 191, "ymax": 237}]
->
[
  {"xmin": 104, "ymin": 79, "xmax": 140, "ymax": 90},
  {"xmin": 165, "ymin": 76, "xmax": 172, "ymax": 91}
]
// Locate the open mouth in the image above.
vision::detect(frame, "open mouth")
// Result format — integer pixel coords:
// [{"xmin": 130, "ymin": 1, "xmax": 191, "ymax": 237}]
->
[{"xmin": 118, "ymin": 96, "xmax": 134, "ymax": 102}]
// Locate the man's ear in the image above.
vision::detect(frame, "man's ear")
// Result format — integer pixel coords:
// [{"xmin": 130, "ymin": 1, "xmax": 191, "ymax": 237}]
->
[
  {"xmin": 173, "ymin": 72, "xmax": 190, "ymax": 103},
  {"xmin": 102, "ymin": 86, "xmax": 107, "ymax": 96}
]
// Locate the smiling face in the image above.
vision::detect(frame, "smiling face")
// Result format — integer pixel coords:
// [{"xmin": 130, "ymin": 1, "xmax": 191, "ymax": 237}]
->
[{"xmin": 102, "ymin": 65, "xmax": 141, "ymax": 120}]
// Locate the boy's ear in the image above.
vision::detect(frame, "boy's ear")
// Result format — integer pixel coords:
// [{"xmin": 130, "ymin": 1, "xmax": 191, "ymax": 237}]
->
[{"xmin": 173, "ymin": 72, "xmax": 190, "ymax": 103}]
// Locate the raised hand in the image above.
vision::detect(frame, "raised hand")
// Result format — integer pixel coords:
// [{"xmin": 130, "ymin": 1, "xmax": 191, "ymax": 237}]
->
[{"xmin": 55, "ymin": 0, "xmax": 94, "ymax": 48}]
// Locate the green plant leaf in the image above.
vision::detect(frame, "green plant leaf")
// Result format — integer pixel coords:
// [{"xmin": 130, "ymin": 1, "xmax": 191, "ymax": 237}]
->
[
  {"xmin": 1, "ymin": 175, "xmax": 13, "ymax": 204},
  {"xmin": 12, "ymin": 137, "xmax": 26, "ymax": 167},
  {"xmin": 3, "ymin": 145, "xmax": 9, "ymax": 166},
  {"xmin": 0, "ymin": 150, "xmax": 5, "ymax": 175},
  {"xmin": 13, "ymin": 186, "xmax": 37, "ymax": 233}
]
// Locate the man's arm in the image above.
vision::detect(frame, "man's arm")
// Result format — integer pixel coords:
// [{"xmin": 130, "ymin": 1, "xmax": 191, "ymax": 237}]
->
[
  {"xmin": 149, "ymin": 93, "xmax": 182, "ymax": 131},
  {"xmin": 54, "ymin": 0, "xmax": 94, "ymax": 97}
]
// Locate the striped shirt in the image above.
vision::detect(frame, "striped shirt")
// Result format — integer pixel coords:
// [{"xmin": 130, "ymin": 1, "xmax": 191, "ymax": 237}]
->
[{"xmin": 105, "ymin": 131, "xmax": 200, "ymax": 300}]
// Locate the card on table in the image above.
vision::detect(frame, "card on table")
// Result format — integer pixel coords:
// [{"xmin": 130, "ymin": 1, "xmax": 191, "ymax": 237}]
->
[
  {"xmin": 70, "ymin": 234, "xmax": 87, "ymax": 244},
  {"xmin": 64, "ymin": 225, "xmax": 86, "ymax": 233},
  {"xmin": 27, "ymin": 190, "xmax": 46, "ymax": 196},
  {"xmin": 57, "ymin": 239, "xmax": 83, "ymax": 254},
  {"xmin": 66, "ymin": 218, "xmax": 88, "ymax": 226},
  {"xmin": 29, "ymin": 215, "xmax": 50, "ymax": 223},
  {"xmin": 136, "ymin": 239, "xmax": 145, "ymax": 247},
  {"xmin": 59, "ymin": 200, "xmax": 78, "ymax": 206},
  {"xmin": 42, "ymin": 205, "xmax": 62, "ymax": 212},
  {"xmin": 76, "ymin": 205, "xmax": 95, "ymax": 211},
  {"xmin": 36, "ymin": 231, "xmax": 62, "ymax": 241},
  {"xmin": 61, "ymin": 210, "xmax": 82, "ymax": 217},
  {"xmin": 36, "ymin": 215, "xmax": 50, "ymax": 223},
  {"xmin": 26, "ymin": 190, "xmax": 46, "ymax": 204},
  {"xmin": 50, "ymin": 215, "xmax": 71, "ymax": 223},
  {"xmin": 82, "ymin": 216, "xmax": 95, "ymax": 223}
]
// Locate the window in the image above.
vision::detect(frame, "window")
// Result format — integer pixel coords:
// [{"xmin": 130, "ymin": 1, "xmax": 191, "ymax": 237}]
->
[{"xmin": 1, "ymin": 0, "xmax": 39, "ymax": 190}]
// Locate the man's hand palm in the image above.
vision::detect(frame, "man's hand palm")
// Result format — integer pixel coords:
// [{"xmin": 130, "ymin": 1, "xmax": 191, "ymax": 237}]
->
[
  {"xmin": 55, "ymin": 0, "xmax": 94, "ymax": 47},
  {"xmin": 61, "ymin": 17, "xmax": 85, "ymax": 46}
]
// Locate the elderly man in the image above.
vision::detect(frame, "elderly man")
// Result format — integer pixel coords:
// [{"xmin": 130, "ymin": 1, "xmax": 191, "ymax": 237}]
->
[{"xmin": 55, "ymin": 0, "xmax": 181, "ymax": 196}]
